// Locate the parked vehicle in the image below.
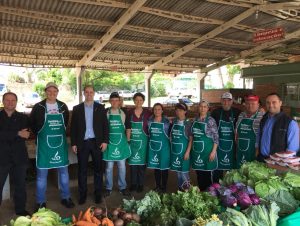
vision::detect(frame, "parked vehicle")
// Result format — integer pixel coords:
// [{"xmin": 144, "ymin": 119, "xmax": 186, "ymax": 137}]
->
[
  {"xmin": 94, "ymin": 91, "xmax": 110, "ymax": 103},
  {"xmin": 0, "ymin": 83, "xmax": 8, "ymax": 105},
  {"xmin": 22, "ymin": 92, "xmax": 41, "ymax": 108},
  {"xmin": 164, "ymin": 97, "xmax": 194, "ymax": 107},
  {"xmin": 118, "ymin": 90, "xmax": 133, "ymax": 100}
]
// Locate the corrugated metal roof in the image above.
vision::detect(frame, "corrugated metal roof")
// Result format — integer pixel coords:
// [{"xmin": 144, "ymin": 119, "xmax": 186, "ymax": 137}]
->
[{"xmin": 0, "ymin": 0, "xmax": 299, "ymax": 72}]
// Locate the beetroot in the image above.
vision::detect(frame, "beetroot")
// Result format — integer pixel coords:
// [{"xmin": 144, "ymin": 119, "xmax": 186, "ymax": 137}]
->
[
  {"xmin": 249, "ymin": 194, "xmax": 260, "ymax": 205},
  {"xmin": 236, "ymin": 191, "xmax": 252, "ymax": 209},
  {"xmin": 221, "ymin": 195, "xmax": 237, "ymax": 208}
]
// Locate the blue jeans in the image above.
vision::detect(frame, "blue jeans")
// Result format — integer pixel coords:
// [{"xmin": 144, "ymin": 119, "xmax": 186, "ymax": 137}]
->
[
  {"xmin": 105, "ymin": 160, "xmax": 126, "ymax": 190},
  {"xmin": 177, "ymin": 172, "xmax": 190, "ymax": 190},
  {"xmin": 36, "ymin": 167, "xmax": 71, "ymax": 204}
]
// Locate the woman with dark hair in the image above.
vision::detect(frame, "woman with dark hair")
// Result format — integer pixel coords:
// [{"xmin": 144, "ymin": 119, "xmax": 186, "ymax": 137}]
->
[
  {"xmin": 147, "ymin": 103, "xmax": 171, "ymax": 193},
  {"xmin": 125, "ymin": 92, "xmax": 151, "ymax": 193},
  {"xmin": 170, "ymin": 103, "xmax": 192, "ymax": 191},
  {"xmin": 191, "ymin": 100, "xmax": 219, "ymax": 191}
]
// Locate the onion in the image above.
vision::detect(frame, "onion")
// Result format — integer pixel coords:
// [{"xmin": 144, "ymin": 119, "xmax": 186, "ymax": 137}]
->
[
  {"xmin": 122, "ymin": 213, "xmax": 132, "ymax": 220},
  {"xmin": 112, "ymin": 209, "xmax": 119, "ymax": 216},
  {"xmin": 93, "ymin": 207, "xmax": 103, "ymax": 216},
  {"xmin": 131, "ymin": 213, "xmax": 141, "ymax": 223},
  {"xmin": 114, "ymin": 218, "xmax": 124, "ymax": 226}
]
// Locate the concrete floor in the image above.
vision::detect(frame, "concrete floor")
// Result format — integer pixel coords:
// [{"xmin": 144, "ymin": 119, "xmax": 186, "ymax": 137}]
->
[{"xmin": 0, "ymin": 164, "xmax": 197, "ymax": 226}]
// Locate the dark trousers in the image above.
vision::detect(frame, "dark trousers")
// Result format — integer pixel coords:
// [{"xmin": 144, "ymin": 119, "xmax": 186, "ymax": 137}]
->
[
  {"xmin": 213, "ymin": 169, "xmax": 226, "ymax": 183},
  {"xmin": 256, "ymin": 154, "xmax": 267, "ymax": 163},
  {"xmin": 154, "ymin": 169, "xmax": 168, "ymax": 190},
  {"xmin": 0, "ymin": 163, "xmax": 27, "ymax": 213},
  {"xmin": 77, "ymin": 139, "xmax": 103, "ymax": 198},
  {"xmin": 130, "ymin": 165, "xmax": 146, "ymax": 187},
  {"xmin": 196, "ymin": 170, "xmax": 213, "ymax": 191}
]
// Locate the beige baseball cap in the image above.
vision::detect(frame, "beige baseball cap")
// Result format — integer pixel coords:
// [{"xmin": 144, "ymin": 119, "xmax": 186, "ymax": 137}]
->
[{"xmin": 44, "ymin": 82, "xmax": 58, "ymax": 91}]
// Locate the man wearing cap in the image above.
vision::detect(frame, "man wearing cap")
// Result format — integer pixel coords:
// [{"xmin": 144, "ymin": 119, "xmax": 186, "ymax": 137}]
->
[
  {"xmin": 235, "ymin": 95, "xmax": 264, "ymax": 168},
  {"xmin": 211, "ymin": 92, "xmax": 241, "ymax": 181},
  {"xmin": 103, "ymin": 92, "xmax": 131, "ymax": 197},
  {"xmin": 30, "ymin": 82, "xmax": 75, "ymax": 210},
  {"xmin": 70, "ymin": 85, "xmax": 108, "ymax": 204},
  {"xmin": 256, "ymin": 92, "xmax": 299, "ymax": 161}
]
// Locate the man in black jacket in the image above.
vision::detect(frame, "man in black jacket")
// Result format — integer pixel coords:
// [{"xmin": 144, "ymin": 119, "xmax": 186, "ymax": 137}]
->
[
  {"xmin": 71, "ymin": 85, "xmax": 109, "ymax": 204},
  {"xmin": 0, "ymin": 92, "xmax": 30, "ymax": 216},
  {"xmin": 30, "ymin": 82, "xmax": 74, "ymax": 210}
]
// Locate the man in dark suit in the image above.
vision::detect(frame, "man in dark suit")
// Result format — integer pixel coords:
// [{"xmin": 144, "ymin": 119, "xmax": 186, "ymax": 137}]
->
[{"xmin": 70, "ymin": 85, "xmax": 109, "ymax": 204}]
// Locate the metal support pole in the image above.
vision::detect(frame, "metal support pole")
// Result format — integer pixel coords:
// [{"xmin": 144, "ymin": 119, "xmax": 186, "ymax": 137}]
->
[
  {"xmin": 144, "ymin": 70, "xmax": 155, "ymax": 107},
  {"xmin": 75, "ymin": 66, "xmax": 85, "ymax": 103}
]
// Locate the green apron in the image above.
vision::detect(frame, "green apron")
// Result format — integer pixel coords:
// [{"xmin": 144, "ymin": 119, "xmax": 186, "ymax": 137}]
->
[
  {"xmin": 147, "ymin": 121, "xmax": 170, "ymax": 170},
  {"xmin": 36, "ymin": 107, "xmax": 69, "ymax": 169},
  {"xmin": 128, "ymin": 114, "xmax": 148, "ymax": 165},
  {"xmin": 217, "ymin": 110, "xmax": 235, "ymax": 170},
  {"xmin": 191, "ymin": 117, "xmax": 217, "ymax": 171},
  {"xmin": 103, "ymin": 109, "xmax": 131, "ymax": 161},
  {"xmin": 236, "ymin": 111, "xmax": 258, "ymax": 168},
  {"xmin": 170, "ymin": 120, "xmax": 190, "ymax": 172}
]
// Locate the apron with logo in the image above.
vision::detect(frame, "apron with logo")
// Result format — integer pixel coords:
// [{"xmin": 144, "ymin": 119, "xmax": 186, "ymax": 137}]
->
[
  {"xmin": 36, "ymin": 107, "xmax": 69, "ymax": 169},
  {"xmin": 191, "ymin": 117, "xmax": 217, "ymax": 171},
  {"xmin": 236, "ymin": 111, "xmax": 258, "ymax": 168},
  {"xmin": 147, "ymin": 121, "xmax": 170, "ymax": 170},
  {"xmin": 170, "ymin": 120, "xmax": 190, "ymax": 172},
  {"xmin": 217, "ymin": 110, "xmax": 235, "ymax": 170},
  {"xmin": 128, "ymin": 114, "xmax": 148, "ymax": 165},
  {"xmin": 103, "ymin": 109, "xmax": 131, "ymax": 161}
]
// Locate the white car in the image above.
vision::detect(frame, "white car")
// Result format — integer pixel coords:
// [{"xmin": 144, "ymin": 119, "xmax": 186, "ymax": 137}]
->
[
  {"xmin": 118, "ymin": 90, "xmax": 133, "ymax": 100},
  {"xmin": 0, "ymin": 83, "xmax": 8, "ymax": 104},
  {"xmin": 22, "ymin": 92, "xmax": 41, "ymax": 108},
  {"xmin": 94, "ymin": 91, "xmax": 110, "ymax": 103}
]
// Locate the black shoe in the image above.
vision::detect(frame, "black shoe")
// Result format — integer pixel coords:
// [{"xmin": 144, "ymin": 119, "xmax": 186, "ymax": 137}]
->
[
  {"xmin": 154, "ymin": 187, "xmax": 161, "ymax": 192},
  {"xmin": 16, "ymin": 210, "xmax": 31, "ymax": 216},
  {"xmin": 78, "ymin": 196, "xmax": 86, "ymax": 205},
  {"xmin": 61, "ymin": 198, "xmax": 75, "ymax": 208},
  {"xmin": 104, "ymin": 189, "xmax": 112, "ymax": 197},
  {"xmin": 129, "ymin": 185, "xmax": 137, "ymax": 192},
  {"xmin": 95, "ymin": 194, "xmax": 102, "ymax": 204},
  {"xmin": 35, "ymin": 202, "xmax": 46, "ymax": 212},
  {"xmin": 119, "ymin": 189, "xmax": 131, "ymax": 197},
  {"xmin": 137, "ymin": 185, "xmax": 144, "ymax": 193}
]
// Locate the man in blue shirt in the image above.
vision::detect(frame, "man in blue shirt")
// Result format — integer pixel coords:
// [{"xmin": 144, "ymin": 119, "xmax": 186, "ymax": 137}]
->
[
  {"xmin": 71, "ymin": 85, "xmax": 108, "ymax": 204},
  {"xmin": 256, "ymin": 93, "xmax": 299, "ymax": 161}
]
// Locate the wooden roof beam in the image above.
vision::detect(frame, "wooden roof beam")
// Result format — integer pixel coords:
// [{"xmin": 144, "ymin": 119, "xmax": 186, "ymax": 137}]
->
[
  {"xmin": 77, "ymin": 0, "xmax": 146, "ymax": 66},
  {"xmin": 201, "ymin": 29, "xmax": 300, "ymax": 73}
]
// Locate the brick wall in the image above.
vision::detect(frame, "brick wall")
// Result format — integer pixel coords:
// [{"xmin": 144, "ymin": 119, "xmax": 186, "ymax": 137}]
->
[{"xmin": 254, "ymin": 84, "xmax": 279, "ymax": 105}]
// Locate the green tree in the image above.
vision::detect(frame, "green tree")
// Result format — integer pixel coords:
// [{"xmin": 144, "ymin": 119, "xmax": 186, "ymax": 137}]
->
[{"xmin": 226, "ymin": 64, "xmax": 241, "ymax": 88}]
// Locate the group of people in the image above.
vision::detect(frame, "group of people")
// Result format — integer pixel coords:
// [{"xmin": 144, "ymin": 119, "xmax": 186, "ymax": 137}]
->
[{"xmin": 0, "ymin": 82, "xmax": 299, "ymax": 217}]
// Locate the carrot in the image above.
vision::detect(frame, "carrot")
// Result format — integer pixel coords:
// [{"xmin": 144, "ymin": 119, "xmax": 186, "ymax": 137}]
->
[
  {"xmin": 77, "ymin": 210, "xmax": 83, "ymax": 221},
  {"xmin": 101, "ymin": 217, "xmax": 114, "ymax": 226},
  {"xmin": 75, "ymin": 220, "xmax": 97, "ymax": 226},
  {"xmin": 82, "ymin": 207, "xmax": 92, "ymax": 222},
  {"xmin": 72, "ymin": 214, "xmax": 77, "ymax": 223},
  {"xmin": 91, "ymin": 216, "xmax": 101, "ymax": 225}
]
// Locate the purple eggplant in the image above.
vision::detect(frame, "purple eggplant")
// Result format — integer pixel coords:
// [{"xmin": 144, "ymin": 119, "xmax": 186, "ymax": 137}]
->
[
  {"xmin": 221, "ymin": 195, "xmax": 237, "ymax": 208},
  {"xmin": 249, "ymin": 194, "xmax": 260, "ymax": 205},
  {"xmin": 236, "ymin": 191, "xmax": 252, "ymax": 209}
]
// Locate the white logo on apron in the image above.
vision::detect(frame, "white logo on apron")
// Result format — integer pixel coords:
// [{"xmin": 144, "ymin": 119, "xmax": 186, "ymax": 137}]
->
[
  {"xmin": 222, "ymin": 154, "xmax": 230, "ymax": 164},
  {"xmin": 152, "ymin": 154, "xmax": 159, "ymax": 162},
  {"xmin": 196, "ymin": 154, "xmax": 203, "ymax": 164},
  {"xmin": 112, "ymin": 148, "xmax": 120, "ymax": 156},
  {"xmin": 174, "ymin": 157, "xmax": 180, "ymax": 165},
  {"xmin": 133, "ymin": 152, "xmax": 140, "ymax": 160},
  {"xmin": 51, "ymin": 151, "xmax": 61, "ymax": 161},
  {"xmin": 241, "ymin": 155, "xmax": 246, "ymax": 164}
]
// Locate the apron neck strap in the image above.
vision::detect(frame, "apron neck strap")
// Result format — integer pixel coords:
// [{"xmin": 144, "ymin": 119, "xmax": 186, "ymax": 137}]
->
[{"xmin": 221, "ymin": 109, "xmax": 233, "ymax": 122}]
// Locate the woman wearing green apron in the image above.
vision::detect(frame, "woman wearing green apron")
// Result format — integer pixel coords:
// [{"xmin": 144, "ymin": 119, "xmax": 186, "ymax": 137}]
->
[
  {"xmin": 170, "ymin": 103, "xmax": 192, "ymax": 191},
  {"xmin": 29, "ymin": 82, "xmax": 74, "ymax": 210},
  {"xmin": 103, "ymin": 92, "xmax": 131, "ymax": 197},
  {"xmin": 191, "ymin": 100, "xmax": 219, "ymax": 191},
  {"xmin": 147, "ymin": 103, "xmax": 170, "ymax": 193},
  {"xmin": 236, "ymin": 95, "xmax": 263, "ymax": 168},
  {"xmin": 126, "ymin": 92, "xmax": 151, "ymax": 193}
]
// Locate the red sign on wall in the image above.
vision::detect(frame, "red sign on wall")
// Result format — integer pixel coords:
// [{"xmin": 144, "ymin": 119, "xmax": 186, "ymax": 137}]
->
[{"xmin": 253, "ymin": 27, "xmax": 285, "ymax": 43}]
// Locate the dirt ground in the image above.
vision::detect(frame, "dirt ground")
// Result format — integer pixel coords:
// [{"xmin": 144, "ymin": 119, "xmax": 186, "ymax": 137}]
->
[{"xmin": 0, "ymin": 164, "xmax": 197, "ymax": 226}]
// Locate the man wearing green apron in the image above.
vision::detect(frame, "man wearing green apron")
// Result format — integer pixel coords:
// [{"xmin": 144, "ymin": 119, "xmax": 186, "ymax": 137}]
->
[
  {"xmin": 103, "ymin": 92, "xmax": 131, "ymax": 197},
  {"xmin": 211, "ymin": 92, "xmax": 241, "ymax": 182},
  {"xmin": 125, "ymin": 92, "xmax": 151, "ymax": 193},
  {"xmin": 170, "ymin": 103, "xmax": 192, "ymax": 191},
  {"xmin": 30, "ymin": 82, "xmax": 74, "ymax": 210},
  {"xmin": 147, "ymin": 103, "xmax": 170, "ymax": 192},
  {"xmin": 236, "ymin": 95, "xmax": 263, "ymax": 168},
  {"xmin": 191, "ymin": 100, "xmax": 219, "ymax": 191}
]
